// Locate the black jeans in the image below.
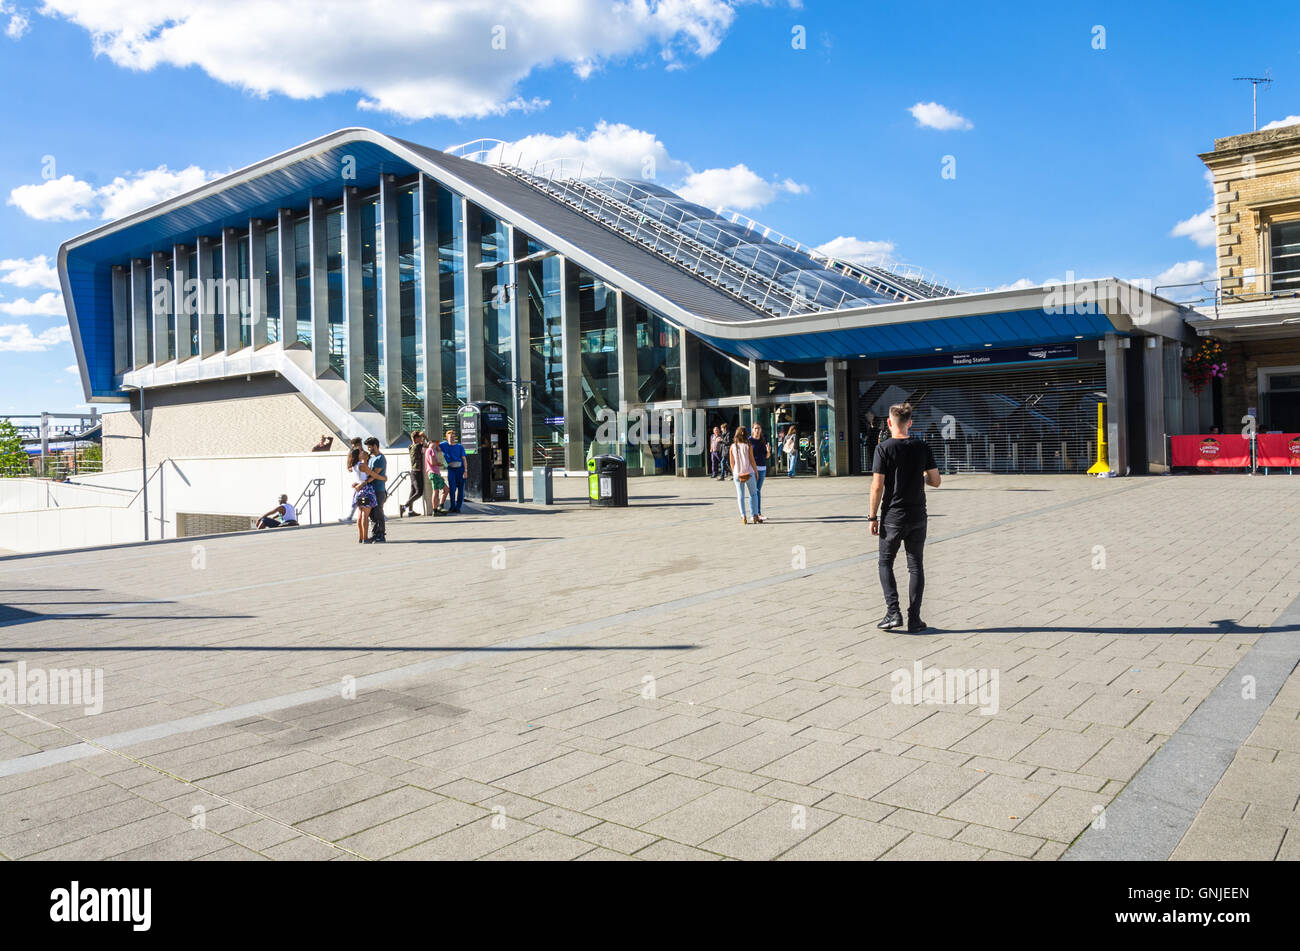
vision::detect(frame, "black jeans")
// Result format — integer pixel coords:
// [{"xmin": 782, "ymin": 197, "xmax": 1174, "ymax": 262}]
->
[
  {"xmin": 371, "ymin": 488, "xmax": 387, "ymax": 539},
  {"xmin": 878, "ymin": 515, "xmax": 927, "ymax": 621},
  {"xmin": 405, "ymin": 471, "xmax": 424, "ymax": 510}
]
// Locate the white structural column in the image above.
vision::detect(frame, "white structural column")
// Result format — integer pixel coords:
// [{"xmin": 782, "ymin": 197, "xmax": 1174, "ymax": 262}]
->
[
  {"xmin": 276, "ymin": 209, "xmax": 298, "ymax": 348},
  {"xmin": 150, "ymin": 251, "xmax": 170, "ymax": 364},
  {"xmin": 195, "ymin": 236, "xmax": 218, "ymax": 357},
  {"xmin": 342, "ymin": 186, "xmax": 365, "ymax": 410},
  {"xmin": 463, "ymin": 196, "xmax": 486, "ymax": 403},
  {"xmin": 173, "ymin": 244, "xmax": 193, "ymax": 362},
  {"xmin": 419, "ymin": 175, "xmax": 441, "ymax": 436},
  {"xmin": 558, "ymin": 256, "xmax": 585, "ymax": 471},
  {"xmin": 509, "ymin": 224, "xmax": 532, "ymax": 469},
  {"xmin": 380, "ymin": 175, "xmax": 403, "ymax": 443},
  {"xmin": 1143, "ymin": 336, "xmax": 1167, "ymax": 472},
  {"xmin": 249, "ymin": 219, "xmax": 269, "ymax": 350},
  {"xmin": 1103, "ymin": 332, "xmax": 1129, "ymax": 475},
  {"xmin": 748, "ymin": 359, "xmax": 769, "ymax": 415},
  {"xmin": 129, "ymin": 257, "xmax": 150, "ymax": 369},
  {"xmin": 111, "ymin": 264, "xmax": 130, "ymax": 373},
  {"xmin": 308, "ymin": 197, "xmax": 330, "ymax": 376},
  {"xmin": 825, "ymin": 357, "xmax": 849, "ymax": 476},
  {"xmin": 221, "ymin": 228, "xmax": 241, "ymax": 351}
]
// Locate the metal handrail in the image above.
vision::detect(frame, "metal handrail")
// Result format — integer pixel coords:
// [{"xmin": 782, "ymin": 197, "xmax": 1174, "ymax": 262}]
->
[{"xmin": 294, "ymin": 477, "xmax": 327, "ymax": 525}]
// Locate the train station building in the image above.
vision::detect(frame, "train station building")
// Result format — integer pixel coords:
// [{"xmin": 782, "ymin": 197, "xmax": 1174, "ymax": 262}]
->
[{"xmin": 59, "ymin": 128, "xmax": 1203, "ymax": 479}]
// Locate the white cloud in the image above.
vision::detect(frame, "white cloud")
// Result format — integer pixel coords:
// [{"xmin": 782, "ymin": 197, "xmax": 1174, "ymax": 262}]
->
[
  {"xmin": 478, "ymin": 121, "xmax": 692, "ymax": 182},
  {"xmin": 677, "ymin": 164, "xmax": 806, "ymax": 211},
  {"xmin": 0, "ymin": 292, "xmax": 65, "ymax": 317},
  {"xmin": 38, "ymin": 0, "xmax": 744, "ymax": 120},
  {"xmin": 1156, "ymin": 260, "xmax": 1208, "ymax": 286},
  {"xmin": 0, "ymin": 323, "xmax": 70, "ymax": 352},
  {"xmin": 65, "ymin": 364, "xmax": 79, "ymax": 374},
  {"xmin": 8, "ymin": 164, "xmax": 222, "ymax": 222},
  {"xmin": 908, "ymin": 101, "xmax": 972, "ymax": 131},
  {"xmin": 814, "ymin": 236, "xmax": 896, "ymax": 268},
  {"xmin": 996, "ymin": 278, "xmax": 1037, "ymax": 291},
  {"xmin": 97, "ymin": 165, "xmax": 221, "ymax": 220},
  {"xmin": 0, "ymin": 255, "xmax": 60, "ymax": 290},
  {"xmin": 2, "ymin": 2, "xmax": 28, "ymax": 38},
  {"xmin": 1171, "ymin": 169, "xmax": 1216, "ymax": 248},
  {"xmin": 7, "ymin": 174, "xmax": 96, "ymax": 221},
  {"xmin": 484, "ymin": 122, "xmax": 807, "ymax": 212},
  {"xmin": 1171, "ymin": 208, "xmax": 1215, "ymax": 247},
  {"xmin": 1260, "ymin": 115, "xmax": 1300, "ymax": 131}
]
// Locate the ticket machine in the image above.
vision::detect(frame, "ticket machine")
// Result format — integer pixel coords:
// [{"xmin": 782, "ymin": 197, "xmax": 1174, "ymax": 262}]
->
[{"xmin": 460, "ymin": 401, "xmax": 510, "ymax": 502}]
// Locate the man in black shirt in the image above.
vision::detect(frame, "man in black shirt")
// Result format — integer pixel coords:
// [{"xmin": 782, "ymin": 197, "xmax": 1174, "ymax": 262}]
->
[{"xmin": 869, "ymin": 402, "xmax": 941, "ymax": 633}]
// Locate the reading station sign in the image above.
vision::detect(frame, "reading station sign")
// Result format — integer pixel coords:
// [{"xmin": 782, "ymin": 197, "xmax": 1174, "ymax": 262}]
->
[{"xmin": 880, "ymin": 343, "xmax": 1078, "ymax": 374}]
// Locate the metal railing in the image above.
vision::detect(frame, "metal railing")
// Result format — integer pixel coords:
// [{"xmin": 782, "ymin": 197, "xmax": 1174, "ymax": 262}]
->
[
  {"xmin": 509, "ymin": 168, "xmax": 862, "ymax": 317},
  {"xmin": 295, "ymin": 477, "xmax": 327, "ymax": 525},
  {"xmin": 1157, "ymin": 268, "xmax": 1300, "ymax": 316}
]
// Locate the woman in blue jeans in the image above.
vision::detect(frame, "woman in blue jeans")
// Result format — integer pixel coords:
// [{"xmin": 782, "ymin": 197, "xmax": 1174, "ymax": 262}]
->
[
  {"xmin": 730, "ymin": 426, "xmax": 760, "ymax": 524},
  {"xmin": 783, "ymin": 427, "xmax": 799, "ymax": 477}
]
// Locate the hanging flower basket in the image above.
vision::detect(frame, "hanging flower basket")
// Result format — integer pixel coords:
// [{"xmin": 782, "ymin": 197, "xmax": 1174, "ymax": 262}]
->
[{"xmin": 1183, "ymin": 340, "xmax": 1227, "ymax": 396}]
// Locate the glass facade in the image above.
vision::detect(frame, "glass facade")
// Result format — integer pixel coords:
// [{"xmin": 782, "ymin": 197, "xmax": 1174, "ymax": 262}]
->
[
  {"xmin": 360, "ymin": 195, "xmax": 384, "ymax": 411},
  {"xmin": 633, "ymin": 302, "xmax": 680, "ymax": 403},
  {"xmin": 294, "ymin": 215, "xmax": 311, "ymax": 346},
  {"xmin": 326, "ymin": 204, "xmax": 345, "ymax": 377},
  {"xmin": 100, "ymin": 171, "xmax": 824, "ymax": 478},
  {"xmin": 438, "ymin": 184, "xmax": 467, "ymax": 426},
  {"xmin": 265, "ymin": 224, "xmax": 279, "ymax": 344},
  {"xmin": 578, "ymin": 268, "xmax": 618, "ymax": 447},
  {"xmin": 397, "ymin": 183, "xmax": 423, "ymax": 433},
  {"xmin": 698, "ymin": 340, "xmax": 750, "ymax": 398}
]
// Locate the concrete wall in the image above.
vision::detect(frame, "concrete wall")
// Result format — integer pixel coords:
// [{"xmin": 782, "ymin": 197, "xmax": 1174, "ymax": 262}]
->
[
  {"xmin": 0, "ymin": 478, "xmax": 135, "ymax": 514},
  {"xmin": 103, "ymin": 374, "xmax": 337, "ymax": 472},
  {"xmin": 0, "ymin": 505, "xmax": 146, "ymax": 553},
  {"xmin": 0, "ymin": 449, "xmax": 417, "ymax": 554}
]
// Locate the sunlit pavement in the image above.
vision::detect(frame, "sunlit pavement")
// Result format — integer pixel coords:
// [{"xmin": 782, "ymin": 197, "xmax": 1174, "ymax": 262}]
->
[{"xmin": 1, "ymin": 472, "xmax": 1297, "ymax": 860}]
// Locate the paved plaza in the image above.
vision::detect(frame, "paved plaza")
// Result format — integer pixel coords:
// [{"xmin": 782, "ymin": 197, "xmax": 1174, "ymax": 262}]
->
[{"xmin": 0, "ymin": 472, "xmax": 1297, "ymax": 861}]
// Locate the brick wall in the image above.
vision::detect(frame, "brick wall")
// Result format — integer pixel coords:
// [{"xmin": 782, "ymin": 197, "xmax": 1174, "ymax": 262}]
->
[{"xmin": 1202, "ymin": 125, "xmax": 1300, "ymax": 291}]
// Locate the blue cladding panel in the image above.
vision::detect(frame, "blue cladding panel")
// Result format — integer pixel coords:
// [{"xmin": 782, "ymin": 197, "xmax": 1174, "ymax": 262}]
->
[
  {"xmin": 66, "ymin": 142, "xmax": 419, "ymax": 397},
  {"xmin": 695, "ymin": 309, "xmax": 1120, "ymax": 363}
]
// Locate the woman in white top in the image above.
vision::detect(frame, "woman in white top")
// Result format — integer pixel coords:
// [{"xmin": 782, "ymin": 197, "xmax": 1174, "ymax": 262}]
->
[
  {"xmin": 349, "ymin": 446, "xmax": 378, "ymax": 544},
  {"xmin": 730, "ymin": 426, "xmax": 760, "ymax": 525}
]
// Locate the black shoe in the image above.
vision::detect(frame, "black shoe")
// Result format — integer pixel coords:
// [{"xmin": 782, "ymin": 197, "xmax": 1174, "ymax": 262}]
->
[
  {"xmin": 372, "ymin": 537, "xmax": 386, "ymax": 543},
  {"xmin": 906, "ymin": 619, "xmax": 929, "ymax": 634},
  {"xmin": 877, "ymin": 611, "xmax": 904, "ymax": 630}
]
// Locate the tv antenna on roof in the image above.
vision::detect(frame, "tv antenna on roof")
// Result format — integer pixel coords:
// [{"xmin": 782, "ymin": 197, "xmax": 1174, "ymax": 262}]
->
[{"xmin": 1234, "ymin": 73, "xmax": 1273, "ymax": 131}]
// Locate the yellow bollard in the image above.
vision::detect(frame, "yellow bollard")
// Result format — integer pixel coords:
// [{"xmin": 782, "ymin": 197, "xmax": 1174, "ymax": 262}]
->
[{"xmin": 1086, "ymin": 402, "xmax": 1110, "ymax": 474}]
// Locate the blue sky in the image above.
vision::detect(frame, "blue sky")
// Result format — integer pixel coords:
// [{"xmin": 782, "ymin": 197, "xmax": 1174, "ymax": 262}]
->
[{"xmin": 2, "ymin": 0, "xmax": 1297, "ymax": 414}]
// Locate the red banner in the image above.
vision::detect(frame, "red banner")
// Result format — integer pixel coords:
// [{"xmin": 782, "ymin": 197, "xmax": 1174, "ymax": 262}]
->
[
  {"xmin": 1171, "ymin": 434, "xmax": 1252, "ymax": 467},
  {"xmin": 1256, "ymin": 433, "xmax": 1300, "ymax": 468}
]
